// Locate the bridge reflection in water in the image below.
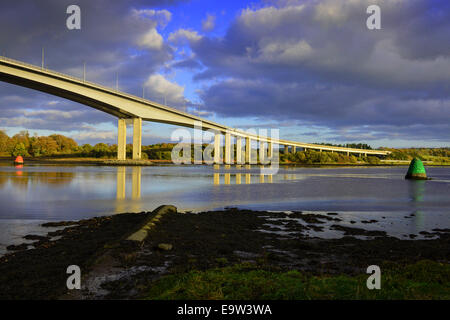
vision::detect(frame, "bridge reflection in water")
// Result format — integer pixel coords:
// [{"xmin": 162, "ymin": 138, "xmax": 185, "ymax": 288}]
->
[
  {"xmin": 115, "ymin": 165, "xmax": 301, "ymax": 201},
  {"xmin": 211, "ymin": 165, "xmax": 297, "ymax": 185},
  {"xmin": 116, "ymin": 166, "xmax": 142, "ymax": 200},
  {"xmin": 115, "ymin": 167, "xmax": 142, "ymax": 213},
  {"xmin": 213, "ymin": 172, "xmax": 278, "ymax": 185}
]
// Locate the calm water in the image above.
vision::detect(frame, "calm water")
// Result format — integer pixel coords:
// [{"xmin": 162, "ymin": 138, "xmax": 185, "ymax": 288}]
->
[{"xmin": 1, "ymin": 164, "xmax": 449, "ymax": 254}]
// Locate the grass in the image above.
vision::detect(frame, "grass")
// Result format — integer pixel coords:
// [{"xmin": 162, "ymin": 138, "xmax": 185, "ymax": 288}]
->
[{"xmin": 145, "ymin": 260, "xmax": 449, "ymax": 300}]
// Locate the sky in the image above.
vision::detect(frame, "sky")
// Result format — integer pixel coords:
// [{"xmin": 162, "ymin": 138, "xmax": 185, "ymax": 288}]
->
[{"xmin": 0, "ymin": 0, "xmax": 449, "ymax": 148}]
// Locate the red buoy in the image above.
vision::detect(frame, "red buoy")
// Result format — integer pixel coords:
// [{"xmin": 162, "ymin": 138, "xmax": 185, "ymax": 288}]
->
[{"xmin": 14, "ymin": 156, "xmax": 24, "ymax": 164}]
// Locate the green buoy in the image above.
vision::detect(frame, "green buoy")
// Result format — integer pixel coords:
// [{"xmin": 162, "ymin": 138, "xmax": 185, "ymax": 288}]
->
[{"xmin": 405, "ymin": 158, "xmax": 427, "ymax": 180}]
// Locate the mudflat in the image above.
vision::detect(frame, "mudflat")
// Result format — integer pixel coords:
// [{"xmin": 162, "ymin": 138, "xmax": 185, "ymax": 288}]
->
[{"xmin": 0, "ymin": 208, "xmax": 448, "ymax": 299}]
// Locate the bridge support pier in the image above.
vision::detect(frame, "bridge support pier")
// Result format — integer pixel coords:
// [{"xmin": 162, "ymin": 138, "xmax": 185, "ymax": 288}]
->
[
  {"xmin": 259, "ymin": 141, "xmax": 266, "ymax": 164},
  {"xmin": 117, "ymin": 118, "xmax": 127, "ymax": 160},
  {"xmin": 117, "ymin": 117, "xmax": 142, "ymax": 160},
  {"xmin": 284, "ymin": 145, "xmax": 289, "ymax": 154},
  {"xmin": 214, "ymin": 133, "xmax": 221, "ymax": 164},
  {"xmin": 116, "ymin": 166, "xmax": 126, "ymax": 199},
  {"xmin": 131, "ymin": 166, "xmax": 141, "ymax": 199},
  {"xmin": 292, "ymin": 146, "xmax": 296, "ymax": 154},
  {"xmin": 236, "ymin": 137, "xmax": 243, "ymax": 164},
  {"xmin": 132, "ymin": 117, "xmax": 142, "ymax": 160},
  {"xmin": 225, "ymin": 132, "xmax": 231, "ymax": 164},
  {"xmin": 245, "ymin": 137, "xmax": 252, "ymax": 164}
]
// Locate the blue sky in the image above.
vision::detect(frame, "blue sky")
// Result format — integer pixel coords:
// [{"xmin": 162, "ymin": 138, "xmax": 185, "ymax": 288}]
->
[{"xmin": 0, "ymin": 0, "xmax": 449, "ymax": 148}]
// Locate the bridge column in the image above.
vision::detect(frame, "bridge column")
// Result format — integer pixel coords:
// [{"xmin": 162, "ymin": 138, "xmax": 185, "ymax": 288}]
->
[
  {"xmin": 284, "ymin": 145, "xmax": 289, "ymax": 154},
  {"xmin": 214, "ymin": 133, "xmax": 221, "ymax": 164},
  {"xmin": 236, "ymin": 137, "xmax": 243, "ymax": 164},
  {"xmin": 131, "ymin": 166, "xmax": 141, "ymax": 199},
  {"xmin": 245, "ymin": 137, "xmax": 251, "ymax": 164},
  {"xmin": 116, "ymin": 166, "xmax": 126, "ymax": 199},
  {"xmin": 224, "ymin": 132, "xmax": 232, "ymax": 164},
  {"xmin": 268, "ymin": 142, "xmax": 273, "ymax": 158},
  {"xmin": 259, "ymin": 141, "xmax": 266, "ymax": 164},
  {"xmin": 132, "ymin": 117, "xmax": 142, "ymax": 160},
  {"xmin": 292, "ymin": 146, "xmax": 296, "ymax": 154},
  {"xmin": 117, "ymin": 118, "xmax": 127, "ymax": 160}
]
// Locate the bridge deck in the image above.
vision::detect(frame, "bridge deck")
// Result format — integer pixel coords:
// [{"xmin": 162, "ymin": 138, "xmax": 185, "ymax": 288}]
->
[{"xmin": 0, "ymin": 56, "xmax": 390, "ymax": 156}]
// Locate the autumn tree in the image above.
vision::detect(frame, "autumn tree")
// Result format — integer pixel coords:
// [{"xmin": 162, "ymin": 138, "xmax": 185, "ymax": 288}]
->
[
  {"xmin": 49, "ymin": 134, "xmax": 78, "ymax": 153},
  {"xmin": 0, "ymin": 130, "xmax": 10, "ymax": 153},
  {"xmin": 30, "ymin": 137, "xmax": 58, "ymax": 156}
]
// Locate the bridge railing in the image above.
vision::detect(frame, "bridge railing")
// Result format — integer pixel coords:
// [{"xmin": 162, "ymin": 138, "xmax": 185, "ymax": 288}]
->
[
  {"xmin": 0, "ymin": 55, "xmax": 137, "ymax": 100},
  {"xmin": 0, "ymin": 55, "xmax": 230, "ymax": 129}
]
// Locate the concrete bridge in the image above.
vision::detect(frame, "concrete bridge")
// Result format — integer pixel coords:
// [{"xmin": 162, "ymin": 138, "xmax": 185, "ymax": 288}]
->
[{"xmin": 0, "ymin": 56, "xmax": 390, "ymax": 163}]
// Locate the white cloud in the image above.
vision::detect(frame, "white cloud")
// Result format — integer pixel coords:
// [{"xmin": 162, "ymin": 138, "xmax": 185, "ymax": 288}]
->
[
  {"xmin": 314, "ymin": 1, "xmax": 350, "ymax": 24},
  {"xmin": 202, "ymin": 14, "xmax": 216, "ymax": 32},
  {"xmin": 23, "ymin": 109, "xmax": 84, "ymax": 120},
  {"xmin": 238, "ymin": 5, "xmax": 305, "ymax": 31},
  {"xmin": 136, "ymin": 28, "xmax": 164, "ymax": 50},
  {"xmin": 132, "ymin": 8, "xmax": 172, "ymax": 51},
  {"xmin": 0, "ymin": 116, "xmax": 46, "ymax": 128},
  {"xmin": 72, "ymin": 130, "xmax": 116, "ymax": 141},
  {"xmin": 131, "ymin": 9, "xmax": 172, "ymax": 28},
  {"xmin": 144, "ymin": 74, "xmax": 186, "ymax": 106},
  {"xmin": 255, "ymin": 39, "xmax": 314, "ymax": 64},
  {"xmin": 168, "ymin": 29, "xmax": 202, "ymax": 45}
]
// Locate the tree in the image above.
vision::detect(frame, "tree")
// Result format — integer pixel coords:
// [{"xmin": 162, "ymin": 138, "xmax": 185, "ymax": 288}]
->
[
  {"xmin": 12, "ymin": 131, "xmax": 31, "ymax": 150},
  {"xmin": 92, "ymin": 143, "xmax": 111, "ymax": 158},
  {"xmin": 12, "ymin": 142, "xmax": 27, "ymax": 157},
  {"xmin": 30, "ymin": 137, "xmax": 58, "ymax": 156},
  {"xmin": 80, "ymin": 144, "xmax": 93, "ymax": 156},
  {"xmin": 0, "ymin": 130, "xmax": 10, "ymax": 153},
  {"xmin": 367, "ymin": 156, "xmax": 381, "ymax": 164},
  {"xmin": 49, "ymin": 134, "xmax": 78, "ymax": 153}
]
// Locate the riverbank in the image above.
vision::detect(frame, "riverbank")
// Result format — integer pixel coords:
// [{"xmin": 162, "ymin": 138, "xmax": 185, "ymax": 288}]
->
[
  {"xmin": 2, "ymin": 156, "xmax": 450, "ymax": 167},
  {"xmin": 0, "ymin": 156, "xmax": 167, "ymax": 166},
  {"xmin": 0, "ymin": 207, "xmax": 448, "ymax": 300}
]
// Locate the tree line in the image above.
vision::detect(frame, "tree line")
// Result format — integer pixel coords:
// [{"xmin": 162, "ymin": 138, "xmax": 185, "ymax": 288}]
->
[
  {"xmin": 384, "ymin": 147, "xmax": 450, "ymax": 163},
  {"xmin": 280, "ymin": 149, "xmax": 381, "ymax": 164},
  {"xmin": 1, "ymin": 130, "xmax": 448, "ymax": 163},
  {"xmin": 0, "ymin": 130, "xmax": 175, "ymax": 159}
]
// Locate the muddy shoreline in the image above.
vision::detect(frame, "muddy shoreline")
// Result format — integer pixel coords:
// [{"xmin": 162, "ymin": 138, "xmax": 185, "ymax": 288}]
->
[{"xmin": 0, "ymin": 208, "xmax": 449, "ymax": 299}]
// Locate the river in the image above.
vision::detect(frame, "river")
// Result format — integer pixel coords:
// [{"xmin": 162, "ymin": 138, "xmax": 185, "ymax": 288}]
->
[{"xmin": 0, "ymin": 164, "xmax": 449, "ymax": 254}]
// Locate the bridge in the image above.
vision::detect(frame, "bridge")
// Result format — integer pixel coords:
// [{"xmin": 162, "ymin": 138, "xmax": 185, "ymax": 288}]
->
[{"xmin": 0, "ymin": 56, "xmax": 390, "ymax": 163}]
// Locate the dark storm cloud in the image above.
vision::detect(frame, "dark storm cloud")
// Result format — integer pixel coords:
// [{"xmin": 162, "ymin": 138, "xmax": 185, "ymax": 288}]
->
[
  {"xmin": 201, "ymin": 79, "xmax": 450, "ymax": 126},
  {"xmin": 0, "ymin": 0, "xmax": 185, "ymax": 132},
  {"xmin": 0, "ymin": 0, "xmax": 449, "ymax": 145},
  {"xmin": 191, "ymin": 0, "xmax": 450, "ymax": 88},
  {"xmin": 184, "ymin": 0, "xmax": 450, "ymax": 143},
  {"xmin": 170, "ymin": 58, "xmax": 203, "ymax": 70}
]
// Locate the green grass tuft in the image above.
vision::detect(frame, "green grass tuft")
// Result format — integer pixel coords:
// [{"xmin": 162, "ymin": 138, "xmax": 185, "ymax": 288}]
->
[{"xmin": 145, "ymin": 260, "xmax": 449, "ymax": 300}]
